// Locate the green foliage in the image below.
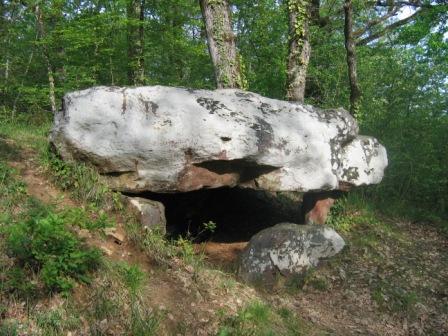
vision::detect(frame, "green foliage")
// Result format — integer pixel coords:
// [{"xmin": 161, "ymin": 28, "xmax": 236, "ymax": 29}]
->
[
  {"xmin": 4, "ymin": 212, "xmax": 102, "ymax": 293},
  {"xmin": 59, "ymin": 207, "xmax": 113, "ymax": 231},
  {"xmin": 42, "ymin": 150, "xmax": 105, "ymax": 204},
  {"xmin": 0, "ymin": 321, "xmax": 19, "ymax": 336},
  {"xmin": 326, "ymin": 193, "xmax": 380, "ymax": 233},
  {"xmin": 127, "ymin": 215, "xmax": 207, "ymax": 267},
  {"xmin": 118, "ymin": 263, "xmax": 145, "ymax": 297},
  {"xmin": 88, "ymin": 261, "xmax": 160, "ymax": 336},
  {"xmin": 175, "ymin": 237, "xmax": 198, "ymax": 265},
  {"xmin": 126, "ymin": 218, "xmax": 176, "ymax": 264},
  {"xmin": 34, "ymin": 308, "xmax": 81, "ymax": 336},
  {"xmin": 186, "ymin": 220, "xmax": 217, "ymax": 241},
  {"xmin": 0, "ymin": 162, "xmax": 26, "ymax": 210},
  {"xmin": 218, "ymin": 301, "xmax": 308, "ymax": 336},
  {"xmin": 218, "ymin": 301, "xmax": 273, "ymax": 336},
  {"xmin": 356, "ymin": 41, "xmax": 448, "ymax": 220},
  {"xmin": 41, "ymin": 148, "xmax": 122, "ymax": 211},
  {"xmin": 202, "ymin": 220, "xmax": 217, "ymax": 233},
  {"xmin": 233, "ymin": 0, "xmax": 288, "ymax": 99}
]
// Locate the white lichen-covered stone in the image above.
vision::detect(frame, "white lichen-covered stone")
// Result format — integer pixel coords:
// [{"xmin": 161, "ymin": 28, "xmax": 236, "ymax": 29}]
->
[
  {"xmin": 50, "ymin": 86, "xmax": 387, "ymax": 193},
  {"xmin": 238, "ymin": 223, "xmax": 345, "ymax": 284},
  {"xmin": 339, "ymin": 136, "xmax": 388, "ymax": 186}
]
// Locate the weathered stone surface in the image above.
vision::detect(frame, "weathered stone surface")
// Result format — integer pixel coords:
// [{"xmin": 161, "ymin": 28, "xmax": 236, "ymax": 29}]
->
[
  {"xmin": 238, "ymin": 223, "xmax": 345, "ymax": 284},
  {"xmin": 123, "ymin": 196, "xmax": 166, "ymax": 234},
  {"xmin": 50, "ymin": 86, "xmax": 387, "ymax": 193}
]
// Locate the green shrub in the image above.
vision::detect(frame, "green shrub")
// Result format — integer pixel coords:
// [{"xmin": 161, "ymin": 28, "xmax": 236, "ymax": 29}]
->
[
  {"xmin": 0, "ymin": 321, "xmax": 19, "ymax": 336},
  {"xmin": 118, "ymin": 263, "xmax": 145, "ymax": 297},
  {"xmin": 0, "ymin": 162, "xmax": 26, "ymax": 210},
  {"xmin": 59, "ymin": 207, "xmax": 113, "ymax": 230},
  {"xmin": 4, "ymin": 213, "xmax": 102, "ymax": 293}
]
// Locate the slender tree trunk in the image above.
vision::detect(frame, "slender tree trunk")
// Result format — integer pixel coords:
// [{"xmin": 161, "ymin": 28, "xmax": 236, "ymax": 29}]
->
[
  {"xmin": 127, "ymin": 0, "xmax": 145, "ymax": 85},
  {"xmin": 4, "ymin": 54, "xmax": 9, "ymax": 81},
  {"xmin": 286, "ymin": 0, "xmax": 312, "ymax": 102},
  {"xmin": 49, "ymin": 1, "xmax": 66, "ymax": 90},
  {"xmin": 136, "ymin": 0, "xmax": 145, "ymax": 84},
  {"xmin": 109, "ymin": 55, "xmax": 115, "ymax": 85},
  {"xmin": 199, "ymin": 0, "xmax": 245, "ymax": 89},
  {"xmin": 35, "ymin": 4, "xmax": 56, "ymax": 114},
  {"xmin": 344, "ymin": 0, "xmax": 361, "ymax": 116},
  {"xmin": 13, "ymin": 34, "xmax": 37, "ymax": 114}
]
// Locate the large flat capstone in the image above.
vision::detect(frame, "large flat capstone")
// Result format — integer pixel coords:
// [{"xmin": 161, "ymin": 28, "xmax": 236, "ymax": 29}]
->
[{"xmin": 50, "ymin": 86, "xmax": 387, "ymax": 193}]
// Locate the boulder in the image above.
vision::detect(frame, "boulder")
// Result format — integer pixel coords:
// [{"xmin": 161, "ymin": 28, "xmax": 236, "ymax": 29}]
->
[
  {"xmin": 238, "ymin": 223, "xmax": 345, "ymax": 284},
  {"xmin": 123, "ymin": 196, "xmax": 166, "ymax": 234},
  {"xmin": 50, "ymin": 86, "xmax": 387, "ymax": 194}
]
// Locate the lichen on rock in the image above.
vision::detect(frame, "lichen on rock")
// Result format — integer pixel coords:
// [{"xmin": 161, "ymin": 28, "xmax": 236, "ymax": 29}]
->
[
  {"xmin": 50, "ymin": 85, "xmax": 388, "ymax": 194},
  {"xmin": 238, "ymin": 223, "xmax": 345, "ymax": 285}
]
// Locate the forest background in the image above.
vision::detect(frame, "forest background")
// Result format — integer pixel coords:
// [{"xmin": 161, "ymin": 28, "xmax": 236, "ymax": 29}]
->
[{"xmin": 0, "ymin": 0, "xmax": 447, "ymax": 221}]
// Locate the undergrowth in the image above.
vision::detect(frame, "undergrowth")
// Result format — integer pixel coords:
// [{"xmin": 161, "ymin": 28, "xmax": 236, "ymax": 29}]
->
[
  {"xmin": 4, "ymin": 210, "xmax": 102, "ymax": 293},
  {"xmin": 217, "ymin": 301, "xmax": 310, "ymax": 336},
  {"xmin": 41, "ymin": 149, "xmax": 123, "ymax": 211},
  {"xmin": 86, "ymin": 261, "xmax": 160, "ymax": 336}
]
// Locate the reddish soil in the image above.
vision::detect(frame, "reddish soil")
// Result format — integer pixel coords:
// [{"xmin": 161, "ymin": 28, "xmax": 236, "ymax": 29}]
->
[{"xmin": 195, "ymin": 241, "xmax": 247, "ymax": 266}]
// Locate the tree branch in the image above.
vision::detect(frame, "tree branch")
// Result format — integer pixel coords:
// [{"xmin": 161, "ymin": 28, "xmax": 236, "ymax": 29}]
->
[
  {"xmin": 353, "ymin": 5, "xmax": 400, "ymax": 38},
  {"xmin": 356, "ymin": 7, "xmax": 425, "ymax": 46},
  {"xmin": 366, "ymin": 1, "xmax": 430, "ymax": 8}
]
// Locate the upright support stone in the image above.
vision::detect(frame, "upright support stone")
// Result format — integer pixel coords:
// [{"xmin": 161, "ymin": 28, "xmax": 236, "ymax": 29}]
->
[
  {"xmin": 302, "ymin": 191, "xmax": 342, "ymax": 225},
  {"xmin": 123, "ymin": 196, "xmax": 166, "ymax": 234}
]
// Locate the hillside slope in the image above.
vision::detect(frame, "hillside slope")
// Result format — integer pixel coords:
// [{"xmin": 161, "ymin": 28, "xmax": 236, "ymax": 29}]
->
[{"xmin": 1, "ymin": 120, "xmax": 447, "ymax": 336}]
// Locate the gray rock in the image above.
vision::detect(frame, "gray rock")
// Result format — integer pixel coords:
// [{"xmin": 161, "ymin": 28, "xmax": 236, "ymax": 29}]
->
[
  {"xmin": 50, "ymin": 86, "xmax": 387, "ymax": 193},
  {"xmin": 238, "ymin": 223, "xmax": 345, "ymax": 284},
  {"xmin": 123, "ymin": 196, "xmax": 166, "ymax": 234}
]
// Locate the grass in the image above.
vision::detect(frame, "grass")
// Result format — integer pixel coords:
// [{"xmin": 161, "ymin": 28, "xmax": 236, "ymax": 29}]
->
[
  {"xmin": 217, "ymin": 301, "xmax": 314, "ymax": 336},
  {"xmin": 86, "ymin": 261, "xmax": 160, "ymax": 336},
  {"xmin": 40, "ymin": 149, "xmax": 123, "ymax": 210},
  {"xmin": 34, "ymin": 307, "xmax": 81, "ymax": 336},
  {"xmin": 0, "ymin": 321, "xmax": 19, "ymax": 336}
]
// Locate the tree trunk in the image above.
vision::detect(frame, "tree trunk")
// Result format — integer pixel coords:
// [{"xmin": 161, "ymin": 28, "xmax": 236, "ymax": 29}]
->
[
  {"xmin": 286, "ymin": 0, "xmax": 312, "ymax": 102},
  {"xmin": 127, "ymin": 0, "xmax": 145, "ymax": 85},
  {"xmin": 13, "ymin": 33, "xmax": 37, "ymax": 114},
  {"xmin": 35, "ymin": 4, "xmax": 56, "ymax": 114},
  {"xmin": 344, "ymin": 0, "xmax": 361, "ymax": 117},
  {"xmin": 199, "ymin": 0, "xmax": 245, "ymax": 89},
  {"xmin": 4, "ymin": 51, "xmax": 9, "ymax": 82}
]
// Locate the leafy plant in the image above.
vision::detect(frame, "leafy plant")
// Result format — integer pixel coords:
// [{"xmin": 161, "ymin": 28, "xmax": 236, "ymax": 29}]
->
[
  {"xmin": 0, "ymin": 321, "xmax": 19, "ymax": 336},
  {"xmin": 118, "ymin": 263, "xmax": 145, "ymax": 298},
  {"xmin": 4, "ymin": 213, "xmax": 102, "ymax": 293},
  {"xmin": 59, "ymin": 207, "xmax": 113, "ymax": 231},
  {"xmin": 0, "ymin": 162, "xmax": 26, "ymax": 210}
]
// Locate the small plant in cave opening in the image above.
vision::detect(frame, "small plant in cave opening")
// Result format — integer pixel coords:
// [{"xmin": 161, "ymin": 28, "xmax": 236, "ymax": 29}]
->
[{"xmin": 186, "ymin": 220, "xmax": 217, "ymax": 242}]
